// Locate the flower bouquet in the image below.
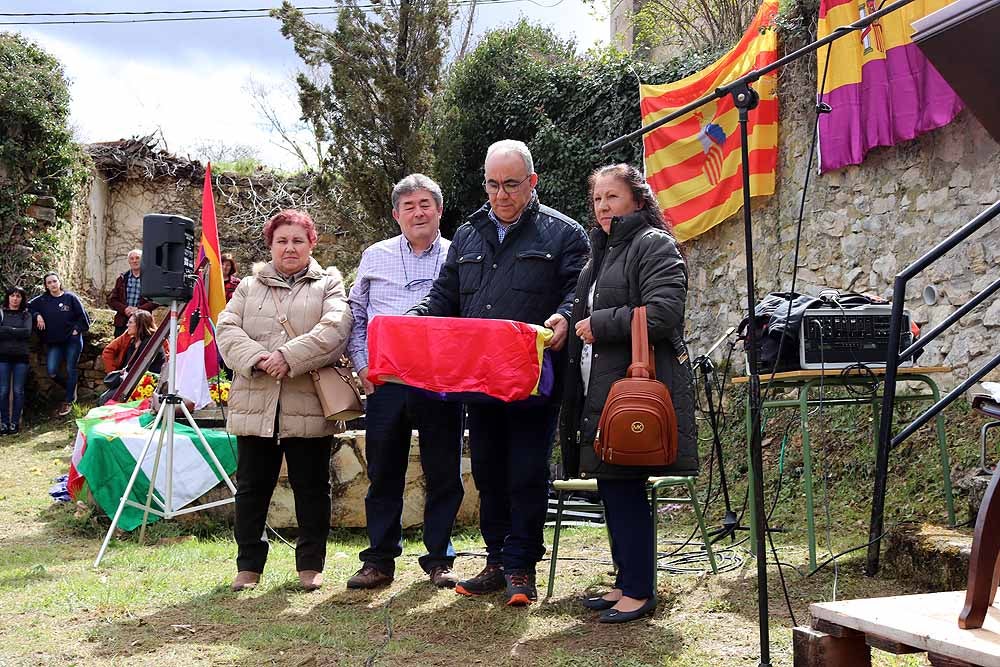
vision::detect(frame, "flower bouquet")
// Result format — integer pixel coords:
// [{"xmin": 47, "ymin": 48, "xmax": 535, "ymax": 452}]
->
[
  {"xmin": 128, "ymin": 372, "xmax": 158, "ymax": 402},
  {"xmin": 209, "ymin": 372, "xmax": 231, "ymax": 406}
]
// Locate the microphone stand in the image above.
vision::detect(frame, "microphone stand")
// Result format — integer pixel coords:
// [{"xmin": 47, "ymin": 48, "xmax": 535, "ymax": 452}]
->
[{"xmin": 601, "ymin": 0, "xmax": 920, "ymax": 662}]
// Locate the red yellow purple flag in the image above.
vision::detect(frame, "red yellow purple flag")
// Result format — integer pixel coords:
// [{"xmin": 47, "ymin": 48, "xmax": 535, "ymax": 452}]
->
[
  {"xmin": 816, "ymin": 0, "xmax": 963, "ymax": 172},
  {"xmin": 199, "ymin": 163, "xmax": 226, "ymax": 324},
  {"xmin": 640, "ymin": 0, "xmax": 779, "ymax": 242}
]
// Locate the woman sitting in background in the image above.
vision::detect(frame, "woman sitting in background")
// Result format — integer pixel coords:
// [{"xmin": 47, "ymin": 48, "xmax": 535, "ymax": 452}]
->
[
  {"xmin": 102, "ymin": 310, "xmax": 163, "ymax": 375},
  {"xmin": 221, "ymin": 252, "xmax": 241, "ymax": 303},
  {"xmin": 0, "ymin": 287, "xmax": 32, "ymax": 435},
  {"xmin": 561, "ymin": 163, "xmax": 697, "ymax": 624}
]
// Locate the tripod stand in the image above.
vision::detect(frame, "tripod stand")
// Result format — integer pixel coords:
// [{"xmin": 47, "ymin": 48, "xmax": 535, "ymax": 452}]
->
[
  {"xmin": 94, "ymin": 299, "xmax": 236, "ymax": 567},
  {"xmin": 694, "ymin": 327, "xmax": 741, "ymax": 542}
]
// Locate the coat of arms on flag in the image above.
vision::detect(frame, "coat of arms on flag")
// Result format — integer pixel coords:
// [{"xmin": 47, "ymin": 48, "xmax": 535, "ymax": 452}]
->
[{"xmin": 640, "ymin": 0, "xmax": 779, "ymax": 243}]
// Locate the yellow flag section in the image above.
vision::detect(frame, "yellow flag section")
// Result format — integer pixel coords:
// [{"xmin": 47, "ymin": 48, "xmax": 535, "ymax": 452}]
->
[{"xmin": 641, "ymin": 0, "xmax": 779, "ymax": 242}]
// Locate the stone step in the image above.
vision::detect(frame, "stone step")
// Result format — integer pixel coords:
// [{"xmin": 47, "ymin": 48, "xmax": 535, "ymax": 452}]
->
[{"xmin": 883, "ymin": 522, "xmax": 973, "ymax": 592}]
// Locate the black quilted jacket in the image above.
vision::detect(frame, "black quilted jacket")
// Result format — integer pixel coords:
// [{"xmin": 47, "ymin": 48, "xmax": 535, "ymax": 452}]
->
[
  {"xmin": 560, "ymin": 210, "xmax": 698, "ymax": 480},
  {"xmin": 410, "ymin": 195, "xmax": 590, "ymax": 400}
]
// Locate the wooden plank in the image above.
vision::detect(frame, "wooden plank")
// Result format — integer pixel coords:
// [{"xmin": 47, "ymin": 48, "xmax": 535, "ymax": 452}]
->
[
  {"xmin": 731, "ymin": 365, "xmax": 952, "ymax": 384},
  {"xmin": 928, "ymin": 654, "xmax": 980, "ymax": 667},
  {"xmin": 794, "ymin": 626, "xmax": 872, "ymax": 667},
  {"xmin": 866, "ymin": 633, "xmax": 922, "ymax": 655},
  {"xmin": 810, "ymin": 591, "xmax": 1000, "ymax": 667},
  {"xmin": 814, "ymin": 618, "xmax": 864, "ymax": 638}
]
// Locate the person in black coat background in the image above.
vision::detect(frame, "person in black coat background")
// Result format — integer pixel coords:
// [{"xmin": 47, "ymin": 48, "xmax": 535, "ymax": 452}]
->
[
  {"xmin": 0, "ymin": 286, "xmax": 32, "ymax": 435},
  {"xmin": 560, "ymin": 163, "xmax": 697, "ymax": 623}
]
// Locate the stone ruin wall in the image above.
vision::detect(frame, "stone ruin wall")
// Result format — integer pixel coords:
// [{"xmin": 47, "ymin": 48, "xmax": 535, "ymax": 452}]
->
[{"xmin": 682, "ymin": 58, "xmax": 1000, "ymax": 386}]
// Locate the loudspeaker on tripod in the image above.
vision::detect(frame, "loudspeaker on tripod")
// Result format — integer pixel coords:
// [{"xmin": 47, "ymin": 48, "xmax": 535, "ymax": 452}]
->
[{"xmin": 141, "ymin": 214, "xmax": 196, "ymax": 305}]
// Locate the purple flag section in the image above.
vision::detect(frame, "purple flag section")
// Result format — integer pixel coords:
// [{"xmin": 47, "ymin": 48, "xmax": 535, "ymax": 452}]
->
[{"xmin": 818, "ymin": 42, "xmax": 963, "ymax": 173}]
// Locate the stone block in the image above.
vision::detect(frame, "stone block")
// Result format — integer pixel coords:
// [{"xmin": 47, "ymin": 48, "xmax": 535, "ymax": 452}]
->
[
  {"xmin": 33, "ymin": 195, "xmax": 57, "ymax": 208},
  {"xmin": 26, "ymin": 204, "xmax": 56, "ymax": 223},
  {"xmin": 265, "ymin": 430, "xmax": 480, "ymax": 529},
  {"xmin": 883, "ymin": 522, "xmax": 971, "ymax": 592}
]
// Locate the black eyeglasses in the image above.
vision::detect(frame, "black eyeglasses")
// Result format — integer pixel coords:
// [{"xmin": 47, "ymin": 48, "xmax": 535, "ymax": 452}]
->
[
  {"xmin": 405, "ymin": 278, "xmax": 434, "ymax": 291},
  {"xmin": 483, "ymin": 173, "xmax": 531, "ymax": 195}
]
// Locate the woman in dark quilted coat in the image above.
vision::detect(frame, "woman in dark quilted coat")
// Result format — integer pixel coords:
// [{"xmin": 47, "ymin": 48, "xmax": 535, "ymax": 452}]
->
[{"xmin": 560, "ymin": 163, "xmax": 697, "ymax": 623}]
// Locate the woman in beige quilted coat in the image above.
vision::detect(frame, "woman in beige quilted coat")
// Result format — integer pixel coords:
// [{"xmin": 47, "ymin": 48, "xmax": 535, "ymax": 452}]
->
[{"xmin": 217, "ymin": 209, "xmax": 352, "ymax": 593}]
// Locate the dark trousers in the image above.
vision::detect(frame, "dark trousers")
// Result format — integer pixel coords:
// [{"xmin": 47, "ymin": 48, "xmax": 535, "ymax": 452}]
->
[
  {"xmin": 234, "ymin": 434, "xmax": 332, "ymax": 573},
  {"xmin": 598, "ymin": 477, "xmax": 655, "ymax": 600},
  {"xmin": 360, "ymin": 383, "xmax": 464, "ymax": 574},
  {"xmin": 467, "ymin": 401, "xmax": 558, "ymax": 573},
  {"xmin": 0, "ymin": 361, "xmax": 28, "ymax": 428}
]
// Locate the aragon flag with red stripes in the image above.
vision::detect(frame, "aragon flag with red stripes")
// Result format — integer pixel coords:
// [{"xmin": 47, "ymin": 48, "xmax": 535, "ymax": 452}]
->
[{"xmin": 640, "ymin": 0, "xmax": 779, "ymax": 242}]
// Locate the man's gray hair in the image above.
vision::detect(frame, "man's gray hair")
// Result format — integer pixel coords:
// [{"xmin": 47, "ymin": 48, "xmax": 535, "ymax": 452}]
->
[
  {"xmin": 128, "ymin": 248, "xmax": 142, "ymax": 258},
  {"xmin": 391, "ymin": 173, "xmax": 444, "ymax": 211},
  {"xmin": 486, "ymin": 139, "xmax": 534, "ymax": 175}
]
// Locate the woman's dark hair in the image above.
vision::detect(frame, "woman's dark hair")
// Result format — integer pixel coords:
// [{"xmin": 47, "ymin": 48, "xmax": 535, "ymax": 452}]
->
[
  {"xmin": 220, "ymin": 252, "xmax": 239, "ymax": 277},
  {"xmin": 588, "ymin": 163, "xmax": 674, "ymax": 237},
  {"xmin": 132, "ymin": 310, "xmax": 155, "ymax": 340},
  {"xmin": 42, "ymin": 271, "xmax": 60, "ymax": 285},
  {"xmin": 3, "ymin": 286, "xmax": 27, "ymax": 311}
]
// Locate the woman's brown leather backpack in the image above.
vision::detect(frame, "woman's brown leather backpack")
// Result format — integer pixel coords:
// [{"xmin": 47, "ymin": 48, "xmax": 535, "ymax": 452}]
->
[{"xmin": 593, "ymin": 306, "xmax": 678, "ymax": 467}]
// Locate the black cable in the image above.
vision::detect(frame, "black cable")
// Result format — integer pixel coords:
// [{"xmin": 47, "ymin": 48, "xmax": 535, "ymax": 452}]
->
[{"xmin": 0, "ymin": 0, "xmax": 539, "ymax": 26}]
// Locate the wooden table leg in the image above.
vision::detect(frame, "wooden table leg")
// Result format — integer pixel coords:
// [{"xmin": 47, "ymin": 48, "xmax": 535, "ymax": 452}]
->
[{"xmin": 794, "ymin": 626, "xmax": 871, "ymax": 666}]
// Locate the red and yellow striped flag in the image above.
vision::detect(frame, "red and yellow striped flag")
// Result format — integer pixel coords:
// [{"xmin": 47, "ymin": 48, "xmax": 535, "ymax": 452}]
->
[{"xmin": 641, "ymin": 0, "xmax": 779, "ymax": 242}]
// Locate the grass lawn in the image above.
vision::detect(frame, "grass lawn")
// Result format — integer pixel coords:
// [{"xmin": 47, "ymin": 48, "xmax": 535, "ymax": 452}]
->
[{"xmin": 0, "ymin": 392, "xmax": 986, "ymax": 666}]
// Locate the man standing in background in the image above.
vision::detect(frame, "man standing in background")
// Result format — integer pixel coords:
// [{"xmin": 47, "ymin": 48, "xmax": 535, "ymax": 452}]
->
[{"xmin": 107, "ymin": 249, "xmax": 159, "ymax": 337}]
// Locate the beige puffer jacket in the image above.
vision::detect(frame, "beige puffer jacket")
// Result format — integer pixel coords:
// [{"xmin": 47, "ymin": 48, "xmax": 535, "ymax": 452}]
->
[{"xmin": 217, "ymin": 259, "xmax": 352, "ymax": 439}]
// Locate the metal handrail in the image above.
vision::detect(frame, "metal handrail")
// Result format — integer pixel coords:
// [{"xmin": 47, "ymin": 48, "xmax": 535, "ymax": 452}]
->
[{"xmin": 866, "ymin": 198, "xmax": 1000, "ymax": 575}]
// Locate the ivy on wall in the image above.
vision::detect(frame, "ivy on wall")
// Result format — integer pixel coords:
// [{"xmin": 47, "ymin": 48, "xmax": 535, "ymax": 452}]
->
[
  {"xmin": 431, "ymin": 20, "xmax": 724, "ymax": 234},
  {"xmin": 0, "ymin": 32, "xmax": 87, "ymax": 291}
]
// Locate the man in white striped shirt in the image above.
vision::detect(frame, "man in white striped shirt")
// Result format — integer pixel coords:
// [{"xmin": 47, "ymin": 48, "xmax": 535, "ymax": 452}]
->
[{"xmin": 345, "ymin": 173, "xmax": 465, "ymax": 590}]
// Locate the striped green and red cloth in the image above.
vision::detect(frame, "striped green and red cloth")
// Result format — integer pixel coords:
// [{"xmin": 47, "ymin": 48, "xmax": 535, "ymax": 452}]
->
[{"xmin": 68, "ymin": 401, "xmax": 236, "ymax": 531}]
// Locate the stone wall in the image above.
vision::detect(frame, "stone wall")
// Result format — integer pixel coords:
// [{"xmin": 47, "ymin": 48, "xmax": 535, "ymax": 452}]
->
[
  {"xmin": 683, "ymin": 58, "xmax": 1000, "ymax": 386},
  {"xmin": 63, "ymin": 168, "xmax": 366, "ymax": 301}
]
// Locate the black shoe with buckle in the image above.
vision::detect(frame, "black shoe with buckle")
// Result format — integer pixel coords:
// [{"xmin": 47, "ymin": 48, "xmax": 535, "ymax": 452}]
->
[
  {"xmin": 455, "ymin": 564, "xmax": 505, "ymax": 596},
  {"xmin": 504, "ymin": 571, "xmax": 537, "ymax": 607}
]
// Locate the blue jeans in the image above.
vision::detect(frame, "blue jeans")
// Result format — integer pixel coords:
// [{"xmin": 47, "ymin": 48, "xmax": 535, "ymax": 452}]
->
[
  {"xmin": 360, "ymin": 383, "xmax": 465, "ymax": 574},
  {"xmin": 466, "ymin": 401, "xmax": 559, "ymax": 572},
  {"xmin": 598, "ymin": 477, "xmax": 655, "ymax": 600},
  {"xmin": 0, "ymin": 361, "xmax": 29, "ymax": 428},
  {"xmin": 46, "ymin": 336, "xmax": 83, "ymax": 404}
]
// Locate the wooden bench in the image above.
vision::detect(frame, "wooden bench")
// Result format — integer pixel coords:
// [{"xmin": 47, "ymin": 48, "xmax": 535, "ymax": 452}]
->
[{"xmin": 794, "ymin": 591, "xmax": 1000, "ymax": 666}]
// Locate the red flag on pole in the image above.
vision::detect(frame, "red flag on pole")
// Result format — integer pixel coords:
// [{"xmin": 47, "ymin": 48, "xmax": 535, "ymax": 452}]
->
[{"xmin": 198, "ymin": 163, "xmax": 224, "ymax": 378}]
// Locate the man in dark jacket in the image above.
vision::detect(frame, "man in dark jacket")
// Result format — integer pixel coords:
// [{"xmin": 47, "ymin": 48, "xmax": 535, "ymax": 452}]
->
[
  {"xmin": 410, "ymin": 139, "xmax": 590, "ymax": 606},
  {"xmin": 107, "ymin": 249, "xmax": 159, "ymax": 336}
]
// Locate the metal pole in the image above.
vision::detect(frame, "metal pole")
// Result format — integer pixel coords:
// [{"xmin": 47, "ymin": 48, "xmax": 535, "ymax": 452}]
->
[
  {"xmin": 165, "ymin": 300, "xmax": 179, "ymax": 518},
  {"xmin": 730, "ymin": 82, "xmax": 771, "ymax": 667}
]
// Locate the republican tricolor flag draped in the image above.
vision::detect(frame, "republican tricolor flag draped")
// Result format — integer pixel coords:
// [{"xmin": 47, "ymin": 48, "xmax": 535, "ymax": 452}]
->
[
  {"xmin": 816, "ymin": 0, "xmax": 963, "ymax": 172},
  {"xmin": 640, "ymin": 0, "xmax": 779, "ymax": 242}
]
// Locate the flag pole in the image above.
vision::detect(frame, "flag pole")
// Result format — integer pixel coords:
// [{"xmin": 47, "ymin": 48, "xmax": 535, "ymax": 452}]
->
[{"xmin": 601, "ymin": 0, "xmax": 923, "ymax": 663}]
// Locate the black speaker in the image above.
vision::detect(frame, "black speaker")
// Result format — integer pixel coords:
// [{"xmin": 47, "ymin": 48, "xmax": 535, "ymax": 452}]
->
[{"xmin": 141, "ymin": 214, "xmax": 196, "ymax": 305}]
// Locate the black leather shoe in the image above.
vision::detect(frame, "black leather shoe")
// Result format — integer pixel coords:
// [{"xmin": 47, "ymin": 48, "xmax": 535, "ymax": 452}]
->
[
  {"xmin": 598, "ymin": 597, "xmax": 657, "ymax": 624},
  {"xmin": 579, "ymin": 594, "xmax": 617, "ymax": 611}
]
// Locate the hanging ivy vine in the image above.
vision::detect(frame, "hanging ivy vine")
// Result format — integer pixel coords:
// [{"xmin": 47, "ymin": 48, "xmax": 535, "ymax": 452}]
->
[{"xmin": 0, "ymin": 32, "xmax": 88, "ymax": 291}]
